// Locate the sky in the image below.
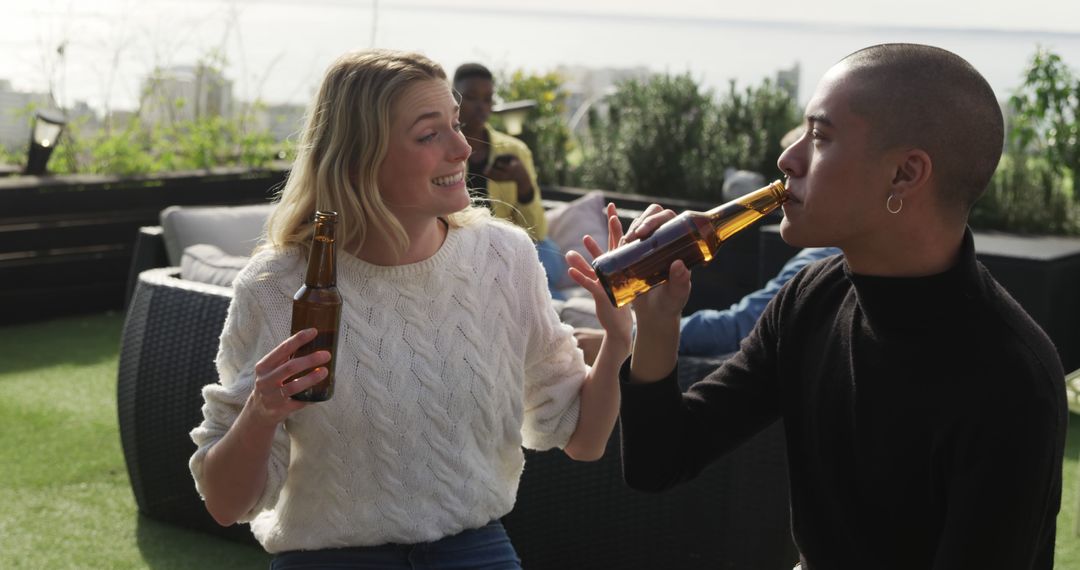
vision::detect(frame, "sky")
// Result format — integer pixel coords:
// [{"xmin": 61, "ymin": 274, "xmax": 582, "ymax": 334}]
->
[
  {"xmin": 2, "ymin": 0, "xmax": 1079, "ymax": 113},
  {"xmin": 401, "ymin": 0, "xmax": 1080, "ymax": 33}
]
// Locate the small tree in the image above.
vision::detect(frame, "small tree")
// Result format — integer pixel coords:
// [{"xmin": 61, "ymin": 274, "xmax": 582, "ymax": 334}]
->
[
  {"xmin": 1006, "ymin": 47, "xmax": 1080, "ymax": 188},
  {"xmin": 971, "ymin": 47, "xmax": 1080, "ymax": 235}
]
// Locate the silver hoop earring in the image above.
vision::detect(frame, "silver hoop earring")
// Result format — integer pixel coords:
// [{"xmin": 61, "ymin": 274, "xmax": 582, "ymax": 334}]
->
[{"xmin": 886, "ymin": 194, "xmax": 903, "ymax": 214}]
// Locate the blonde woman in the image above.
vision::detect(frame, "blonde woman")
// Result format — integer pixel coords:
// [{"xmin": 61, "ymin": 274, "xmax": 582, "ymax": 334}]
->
[{"xmin": 189, "ymin": 49, "xmax": 631, "ymax": 569}]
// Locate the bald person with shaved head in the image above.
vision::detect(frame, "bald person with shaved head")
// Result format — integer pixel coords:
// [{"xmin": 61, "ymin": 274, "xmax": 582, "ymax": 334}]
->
[{"xmin": 602, "ymin": 44, "xmax": 1066, "ymax": 569}]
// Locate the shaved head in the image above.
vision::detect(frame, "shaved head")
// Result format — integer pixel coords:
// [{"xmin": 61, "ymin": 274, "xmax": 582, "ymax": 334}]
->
[{"xmin": 838, "ymin": 44, "xmax": 1004, "ymax": 215}]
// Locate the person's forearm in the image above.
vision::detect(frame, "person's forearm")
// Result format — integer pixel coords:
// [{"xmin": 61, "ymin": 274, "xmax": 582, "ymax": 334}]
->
[
  {"xmin": 199, "ymin": 404, "xmax": 278, "ymax": 526},
  {"xmin": 564, "ymin": 335, "xmax": 629, "ymax": 461},
  {"xmin": 515, "ymin": 177, "xmax": 536, "ymax": 203},
  {"xmin": 618, "ymin": 357, "xmax": 692, "ymax": 492},
  {"xmin": 679, "ymin": 310, "xmax": 740, "ymax": 356},
  {"xmin": 630, "ymin": 313, "xmax": 680, "ymax": 383}
]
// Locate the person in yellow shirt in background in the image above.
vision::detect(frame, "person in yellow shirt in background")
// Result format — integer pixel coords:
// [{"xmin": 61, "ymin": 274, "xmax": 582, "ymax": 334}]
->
[{"xmin": 454, "ymin": 63, "xmax": 568, "ymax": 299}]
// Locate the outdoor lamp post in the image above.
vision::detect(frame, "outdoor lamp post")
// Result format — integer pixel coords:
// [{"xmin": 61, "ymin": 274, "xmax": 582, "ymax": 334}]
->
[
  {"xmin": 25, "ymin": 110, "xmax": 67, "ymax": 175},
  {"xmin": 491, "ymin": 99, "xmax": 537, "ymax": 136}
]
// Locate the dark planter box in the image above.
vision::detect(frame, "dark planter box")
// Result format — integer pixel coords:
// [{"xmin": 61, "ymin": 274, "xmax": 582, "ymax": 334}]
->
[
  {"xmin": 760, "ymin": 225, "xmax": 1080, "ymax": 372},
  {"xmin": 0, "ymin": 167, "xmax": 288, "ymax": 324},
  {"xmin": 0, "ymin": 176, "xmax": 765, "ymax": 325}
]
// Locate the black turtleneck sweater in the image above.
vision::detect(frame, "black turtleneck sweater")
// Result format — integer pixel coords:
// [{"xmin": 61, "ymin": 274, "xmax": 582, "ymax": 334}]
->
[{"xmin": 619, "ymin": 230, "xmax": 1066, "ymax": 569}]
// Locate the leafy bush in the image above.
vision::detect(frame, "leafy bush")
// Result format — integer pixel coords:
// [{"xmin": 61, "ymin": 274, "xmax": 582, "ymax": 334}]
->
[
  {"xmin": 970, "ymin": 153, "xmax": 1078, "ymax": 234},
  {"xmin": 44, "ymin": 113, "xmax": 285, "ymax": 177},
  {"xmin": 711, "ymin": 79, "xmax": 801, "ymax": 184},
  {"xmin": 575, "ymin": 73, "xmax": 798, "ymax": 202},
  {"xmin": 4, "ymin": 55, "xmax": 289, "ymax": 176},
  {"xmin": 494, "ymin": 70, "xmax": 575, "ymax": 186},
  {"xmin": 577, "ymin": 73, "xmax": 716, "ymax": 200},
  {"xmin": 1007, "ymin": 49, "xmax": 1080, "ymax": 185},
  {"xmin": 972, "ymin": 47, "xmax": 1080, "ymax": 235}
]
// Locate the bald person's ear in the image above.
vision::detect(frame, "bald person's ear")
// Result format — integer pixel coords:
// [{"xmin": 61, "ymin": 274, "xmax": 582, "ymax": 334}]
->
[{"xmin": 890, "ymin": 148, "xmax": 932, "ymax": 198}]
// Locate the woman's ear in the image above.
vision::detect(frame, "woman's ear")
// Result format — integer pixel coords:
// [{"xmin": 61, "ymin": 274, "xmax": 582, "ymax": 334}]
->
[{"xmin": 890, "ymin": 148, "xmax": 932, "ymax": 199}]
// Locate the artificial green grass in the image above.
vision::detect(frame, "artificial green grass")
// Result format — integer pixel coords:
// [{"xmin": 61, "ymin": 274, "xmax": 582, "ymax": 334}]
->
[
  {"xmin": 0, "ymin": 312, "xmax": 1078, "ymax": 568},
  {"xmin": 1061, "ymin": 406, "xmax": 1080, "ymax": 567},
  {"xmin": 0, "ymin": 313, "xmax": 268, "ymax": 569}
]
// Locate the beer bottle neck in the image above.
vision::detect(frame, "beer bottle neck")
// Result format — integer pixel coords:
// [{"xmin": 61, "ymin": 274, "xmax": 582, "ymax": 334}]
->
[
  {"xmin": 305, "ymin": 221, "xmax": 337, "ymax": 288},
  {"xmin": 704, "ymin": 180, "xmax": 789, "ymax": 238},
  {"xmin": 707, "ymin": 180, "xmax": 788, "ymax": 218}
]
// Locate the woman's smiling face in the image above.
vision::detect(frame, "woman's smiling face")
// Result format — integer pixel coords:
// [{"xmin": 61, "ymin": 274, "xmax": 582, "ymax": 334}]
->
[{"xmin": 377, "ymin": 78, "xmax": 473, "ymax": 225}]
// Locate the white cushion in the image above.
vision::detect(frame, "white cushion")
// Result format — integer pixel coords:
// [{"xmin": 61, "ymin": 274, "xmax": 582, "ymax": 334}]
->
[
  {"xmin": 545, "ymin": 191, "xmax": 609, "ymax": 290},
  {"xmin": 556, "ymin": 295, "xmax": 603, "ymax": 329},
  {"xmin": 160, "ymin": 203, "xmax": 275, "ymax": 266},
  {"xmin": 722, "ymin": 169, "xmax": 767, "ymax": 202},
  {"xmin": 180, "ymin": 244, "xmax": 250, "ymax": 287}
]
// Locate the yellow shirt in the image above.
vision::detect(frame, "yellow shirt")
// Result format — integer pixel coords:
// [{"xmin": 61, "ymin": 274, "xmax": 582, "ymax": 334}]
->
[{"xmin": 480, "ymin": 125, "xmax": 548, "ymax": 242}]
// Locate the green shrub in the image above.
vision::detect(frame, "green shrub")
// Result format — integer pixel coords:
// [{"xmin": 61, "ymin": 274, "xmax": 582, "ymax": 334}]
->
[
  {"xmin": 971, "ymin": 153, "xmax": 1079, "ymax": 234},
  {"xmin": 972, "ymin": 47, "xmax": 1080, "ymax": 235},
  {"xmin": 710, "ymin": 79, "xmax": 800, "ymax": 185},
  {"xmin": 41, "ymin": 111, "xmax": 287, "ymax": 176},
  {"xmin": 578, "ymin": 74, "xmax": 715, "ymax": 200},
  {"xmin": 5, "ymin": 54, "xmax": 289, "ymax": 176},
  {"xmin": 575, "ymin": 73, "xmax": 798, "ymax": 202},
  {"xmin": 1007, "ymin": 48, "xmax": 1080, "ymax": 185},
  {"xmin": 494, "ymin": 70, "xmax": 575, "ymax": 187}
]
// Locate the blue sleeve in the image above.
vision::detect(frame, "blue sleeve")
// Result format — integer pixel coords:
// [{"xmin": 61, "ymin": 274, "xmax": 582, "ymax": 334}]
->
[{"xmin": 677, "ymin": 247, "xmax": 840, "ymax": 356}]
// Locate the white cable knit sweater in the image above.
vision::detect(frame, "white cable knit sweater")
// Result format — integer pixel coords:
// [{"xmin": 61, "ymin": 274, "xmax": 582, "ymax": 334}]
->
[{"xmin": 189, "ymin": 219, "xmax": 586, "ymax": 553}]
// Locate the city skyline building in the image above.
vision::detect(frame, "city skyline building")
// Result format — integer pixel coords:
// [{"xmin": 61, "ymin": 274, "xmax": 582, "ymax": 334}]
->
[
  {"xmin": 139, "ymin": 64, "xmax": 234, "ymax": 126},
  {"xmin": 0, "ymin": 80, "xmax": 53, "ymax": 150}
]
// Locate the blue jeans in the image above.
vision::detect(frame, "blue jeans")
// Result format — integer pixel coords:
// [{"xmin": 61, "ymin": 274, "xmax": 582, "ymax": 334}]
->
[
  {"xmin": 536, "ymin": 238, "xmax": 568, "ymax": 301},
  {"xmin": 269, "ymin": 521, "xmax": 521, "ymax": 570}
]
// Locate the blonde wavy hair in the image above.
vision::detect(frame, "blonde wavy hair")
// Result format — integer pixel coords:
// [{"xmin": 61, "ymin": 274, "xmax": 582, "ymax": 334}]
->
[{"xmin": 263, "ymin": 49, "xmax": 489, "ymax": 258}]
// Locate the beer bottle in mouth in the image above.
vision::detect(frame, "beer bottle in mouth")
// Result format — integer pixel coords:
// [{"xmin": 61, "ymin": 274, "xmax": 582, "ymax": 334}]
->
[{"xmin": 592, "ymin": 180, "xmax": 789, "ymax": 308}]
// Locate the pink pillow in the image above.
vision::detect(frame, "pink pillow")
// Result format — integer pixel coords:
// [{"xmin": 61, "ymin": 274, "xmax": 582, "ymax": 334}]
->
[{"xmin": 545, "ymin": 191, "xmax": 610, "ymax": 289}]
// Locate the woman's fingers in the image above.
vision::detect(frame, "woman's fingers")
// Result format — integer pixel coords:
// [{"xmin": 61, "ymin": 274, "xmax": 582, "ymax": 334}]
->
[
  {"xmin": 279, "ymin": 365, "xmax": 329, "ymax": 397},
  {"xmin": 565, "ymin": 250, "xmax": 606, "ymax": 294},
  {"xmin": 581, "ymin": 234, "xmax": 604, "ymax": 260},
  {"xmin": 565, "ymin": 250, "xmax": 595, "ymax": 278},
  {"xmin": 252, "ymin": 331, "xmax": 330, "ymax": 394},
  {"xmin": 244, "ymin": 332, "xmax": 335, "ymax": 423},
  {"xmin": 254, "ymin": 328, "xmax": 318, "ymax": 377},
  {"xmin": 270, "ymin": 350, "xmax": 332, "ymax": 388},
  {"xmin": 567, "ymin": 265, "xmax": 606, "ymax": 298},
  {"xmin": 606, "ymin": 204, "xmax": 623, "ymax": 251},
  {"xmin": 254, "ymin": 350, "xmax": 330, "ymax": 416}
]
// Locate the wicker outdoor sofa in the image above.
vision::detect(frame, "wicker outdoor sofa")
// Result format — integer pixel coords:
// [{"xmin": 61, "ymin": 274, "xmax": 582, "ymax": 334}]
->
[{"xmin": 117, "ymin": 199, "xmax": 797, "ymax": 569}]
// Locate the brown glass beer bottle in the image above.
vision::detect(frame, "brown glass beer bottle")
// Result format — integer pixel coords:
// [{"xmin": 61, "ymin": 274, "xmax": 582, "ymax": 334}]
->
[
  {"xmin": 592, "ymin": 180, "xmax": 788, "ymax": 308},
  {"xmin": 288, "ymin": 211, "xmax": 342, "ymax": 401}
]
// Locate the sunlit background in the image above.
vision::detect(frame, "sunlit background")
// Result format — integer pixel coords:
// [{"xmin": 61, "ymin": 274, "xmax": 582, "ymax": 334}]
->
[{"xmin": 3, "ymin": 0, "xmax": 1079, "ymax": 114}]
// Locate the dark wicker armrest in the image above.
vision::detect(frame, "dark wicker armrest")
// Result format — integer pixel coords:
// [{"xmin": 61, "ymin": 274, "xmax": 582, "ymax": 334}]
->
[
  {"xmin": 124, "ymin": 227, "xmax": 169, "ymax": 308},
  {"xmin": 117, "ymin": 268, "xmax": 256, "ymax": 544}
]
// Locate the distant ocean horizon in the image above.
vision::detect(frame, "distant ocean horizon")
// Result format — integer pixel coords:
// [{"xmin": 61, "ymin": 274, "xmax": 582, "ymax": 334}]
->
[
  {"xmin": 426, "ymin": 8, "xmax": 1080, "ymax": 105},
  {"xmin": 5, "ymin": 2, "xmax": 1080, "ymax": 111}
]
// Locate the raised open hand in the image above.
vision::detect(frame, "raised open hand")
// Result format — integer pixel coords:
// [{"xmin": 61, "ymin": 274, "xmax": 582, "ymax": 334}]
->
[
  {"xmin": 564, "ymin": 203, "xmax": 634, "ymax": 350},
  {"xmin": 590, "ymin": 203, "xmax": 693, "ymax": 320}
]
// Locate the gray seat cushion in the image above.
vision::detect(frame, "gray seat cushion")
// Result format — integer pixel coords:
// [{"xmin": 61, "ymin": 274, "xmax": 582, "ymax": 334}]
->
[
  {"xmin": 160, "ymin": 203, "xmax": 274, "ymax": 266},
  {"xmin": 180, "ymin": 244, "xmax": 250, "ymax": 287}
]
